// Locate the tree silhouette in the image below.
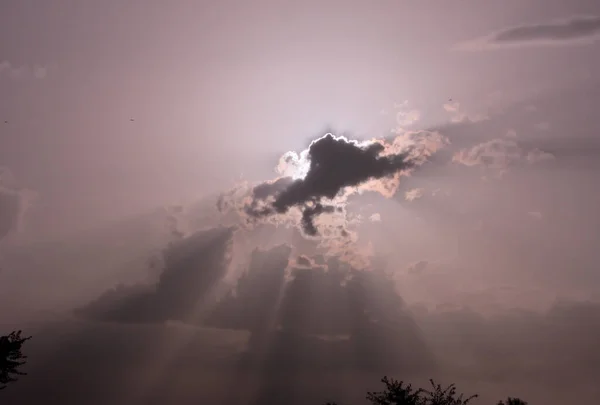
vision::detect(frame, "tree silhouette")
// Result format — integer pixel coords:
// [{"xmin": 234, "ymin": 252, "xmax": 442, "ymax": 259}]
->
[
  {"xmin": 365, "ymin": 376, "xmax": 424, "ymax": 405},
  {"xmin": 324, "ymin": 376, "xmax": 526, "ymax": 405},
  {"xmin": 422, "ymin": 379, "xmax": 478, "ymax": 405},
  {"xmin": 0, "ymin": 331, "xmax": 31, "ymax": 390},
  {"xmin": 496, "ymin": 399, "xmax": 528, "ymax": 405}
]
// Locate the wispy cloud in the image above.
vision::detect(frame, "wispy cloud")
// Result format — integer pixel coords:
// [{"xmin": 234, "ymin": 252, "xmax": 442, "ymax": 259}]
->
[
  {"xmin": 452, "ymin": 138, "xmax": 555, "ymax": 176},
  {"xmin": 0, "ymin": 167, "xmax": 37, "ymax": 242},
  {"xmin": 442, "ymin": 99, "xmax": 488, "ymax": 123},
  {"xmin": 369, "ymin": 213, "xmax": 381, "ymax": 222},
  {"xmin": 453, "ymin": 15, "xmax": 600, "ymax": 51},
  {"xmin": 526, "ymin": 148, "xmax": 555, "ymax": 164},
  {"xmin": 393, "ymin": 101, "xmax": 421, "ymax": 132},
  {"xmin": 0, "ymin": 61, "xmax": 48, "ymax": 80},
  {"xmin": 406, "ymin": 260, "xmax": 429, "ymax": 275},
  {"xmin": 405, "ymin": 188, "xmax": 424, "ymax": 202}
]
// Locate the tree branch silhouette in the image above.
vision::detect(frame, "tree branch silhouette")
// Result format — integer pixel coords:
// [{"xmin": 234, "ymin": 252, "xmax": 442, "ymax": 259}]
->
[
  {"xmin": 496, "ymin": 399, "xmax": 528, "ymax": 405},
  {"xmin": 0, "ymin": 330, "xmax": 31, "ymax": 390},
  {"xmin": 323, "ymin": 376, "xmax": 526, "ymax": 405}
]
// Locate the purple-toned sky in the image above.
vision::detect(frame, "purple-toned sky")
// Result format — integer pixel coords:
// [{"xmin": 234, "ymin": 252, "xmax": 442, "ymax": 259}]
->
[
  {"xmin": 2, "ymin": 1, "xmax": 600, "ymax": 404},
  {"xmin": 0, "ymin": 0, "xmax": 599, "ymax": 236}
]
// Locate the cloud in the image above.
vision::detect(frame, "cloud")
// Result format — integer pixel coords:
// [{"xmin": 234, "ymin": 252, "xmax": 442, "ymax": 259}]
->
[
  {"xmin": 289, "ymin": 254, "xmax": 322, "ymax": 270},
  {"xmin": 525, "ymin": 104, "xmax": 538, "ymax": 112},
  {"xmin": 0, "ymin": 168, "xmax": 37, "ymax": 242},
  {"xmin": 162, "ymin": 204, "xmax": 188, "ymax": 240},
  {"xmin": 452, "ymin": 138, "xmax": 523, "ymax": 170},
  {"xmin": 443, "ymin": 100, "xmax": 488, "ymax": 123},
  {"xmin": 369, "ymin": 213, "xmax": 381, "ymax": 222},
  {"xmin": 526, "ymin": 148, "xmax": 555, "ymax": 164},
  {"xmin": 32, "ymin": 66, "xmax": 48, "ymax": 79},
  {"xmin": 77, "ymin": 227, "xmax": 235, "ymax": 323},
  {"xmin": 452, "ymin": 138, "xmax": 554, "ymax": 175},
  {"xmin": 443, "ymin": 101, "xmax": 460, "ymax": 113},
  {"xmin": 393, "ymin": 101, "xmax": 421, "ymax": 131},
  {"xmin": 219, "ymin": 131, "xmax": 446, "ymax": 238},
  {"xmin": 494, "ymin": 15, "xmax": 600, "ymax": 43},
  {"xmin": 0, "ymin": 61, "xmax": 48, "ymax": 80},
  {"xmin": 294, "ymin": 254, "xmax": 312, "ymax": 267},
  {"xmin": 415, "ymin": 300, "xmax": 600, "ymax": 391},
  {"xmin": 7, "ymin": 297, "xmax": 600, "ymax": 404},
  {"xmin": 216, "ymin": 131, "xmax": 446, "ymax": 270},
  {"xmin": 5, "ymin": 82, "xmax": 600, "ymax": 404},
  {"xmin": 407, "ymin": 260, "xmax": 429, "ymax": 275},
  {"xmin": 453, "ymin": 15, "xmax": 600, "ymax": 51},
  {"xmin": 528, "ymin": 211, "xmax": 543, "ymax": 220},
  {"xmin": 405, "ymin": 188, "xmax": 425, "ymax": 202},
  {"xmin": 0, "ymin": 188, "xmax": 20, "ymax": 242}
]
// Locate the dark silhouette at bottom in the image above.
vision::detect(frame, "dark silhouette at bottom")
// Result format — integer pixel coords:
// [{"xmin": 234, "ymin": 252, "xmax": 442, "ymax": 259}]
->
[
  {"xmin": 0, "ymin": 331, "xmax": 31, "ymax": 390},
  {"xmin": 323, "ymin": 376, "xmax": 528, "ymax": 405}
]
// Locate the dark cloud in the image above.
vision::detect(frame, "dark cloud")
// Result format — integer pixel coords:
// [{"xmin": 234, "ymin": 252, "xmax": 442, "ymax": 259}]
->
[
  {"xmin": 493, "ymin": 15, "xmax": 600, "ymax": 43},
  {"xmin": 242, "ymin": 177, "xmax": 294, "ymax": 219},
  {"xmin": 268, "ymin": 134, "xmax": 412, "ymax": 209},
  {"xmin": 453, "ymin": 15, "xmax": 600, "ymax": 51},
  {"xmin": 299, "ymin": 202, "xmax": 336, "ymax": 236},
  {"xmin": 243, "ymin": 133, "xmax": 414, "ymax": 236},
  {"xmin": 224, "ymin": 132, "xmax": 442, "ymax": 237},
  {"xmin": 77, "ymin": 226, "xmax": 235, "ymax": 324}
]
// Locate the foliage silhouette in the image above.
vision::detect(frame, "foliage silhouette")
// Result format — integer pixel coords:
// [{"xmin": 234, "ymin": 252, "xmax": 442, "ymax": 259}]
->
[
  {"xmin": 323, "ymin": 376, "xmax": 528, "ymax": 405},
  {"xmin": 496, "ymin": 399, "xmax": 528, "ymax": 405},
  {"xmin": 365, "ymin": 377, "xmax": 424, "ymax": 405},
  {"xmin": 423, "ymin": 379, "xmax": 478, "ymax": 405},
  {"xmin": 0, "ymin": 331, "xmax": 31, "ymax": 390}
]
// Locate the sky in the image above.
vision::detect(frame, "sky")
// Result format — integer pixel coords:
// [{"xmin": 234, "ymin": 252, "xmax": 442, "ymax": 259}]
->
[{"xmin": 2, "ymin": 1, "xmax": 600, "ymax": 404}]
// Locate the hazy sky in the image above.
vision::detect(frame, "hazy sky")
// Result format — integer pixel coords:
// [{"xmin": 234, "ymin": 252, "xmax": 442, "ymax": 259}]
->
[
  {"xmin": 1, "ymin": 0, "xmax": 600, "ymax": 236},
  {"xmin": 2, "ymin": 1, "xmax": 600, "ymax": 404}
]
